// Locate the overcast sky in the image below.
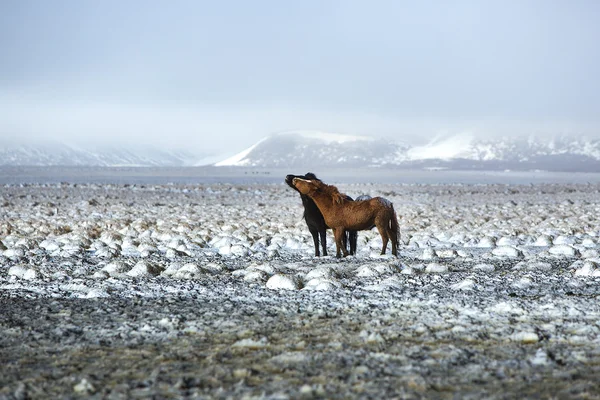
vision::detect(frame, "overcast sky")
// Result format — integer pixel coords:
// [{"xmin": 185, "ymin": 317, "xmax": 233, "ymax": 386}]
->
[{"xmin": 1, "ymin": 0, "xmax": 599, "ymax": 154}]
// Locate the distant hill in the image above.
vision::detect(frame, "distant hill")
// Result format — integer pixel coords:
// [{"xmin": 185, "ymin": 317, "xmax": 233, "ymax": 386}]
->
[{"xmin": 213, "ymin": 131, "xmax": 600, "ymax": 172}]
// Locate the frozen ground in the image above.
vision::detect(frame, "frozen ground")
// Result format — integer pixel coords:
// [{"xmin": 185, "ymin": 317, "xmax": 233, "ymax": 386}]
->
[{"xmin": 1, "ymin": 180, "xmax": 600, "ymax": 399}]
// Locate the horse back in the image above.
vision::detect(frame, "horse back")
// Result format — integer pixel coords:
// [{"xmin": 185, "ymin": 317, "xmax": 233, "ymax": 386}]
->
[{"xmin": 372, "ymin": 196, "xmax": 393, "ymax": 209}]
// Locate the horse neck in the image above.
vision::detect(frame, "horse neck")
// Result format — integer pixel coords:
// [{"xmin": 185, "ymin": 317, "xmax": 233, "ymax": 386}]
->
[
  {"xmin": 301, "ymin": 194, "xmax": 321, "ymax": 214},
  {"xmin": 300, "ymin": 194, "xmax": 315, "ymax": 207},
  {"xmin": 307, "ymin": 190, "xmax": 337, "ymax": 217}
]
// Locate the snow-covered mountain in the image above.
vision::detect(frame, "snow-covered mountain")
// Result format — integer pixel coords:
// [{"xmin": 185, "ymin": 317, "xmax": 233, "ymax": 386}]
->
[
  {"xmin": 0, "ymin": 140, "xmax": 203, "ymax": 167},
  {"xmin": 215, "ymin": 131, "xmax": 410, "ymax": 168},
  {"xmin": 214, "ymin": 131, "xmax": 600, "ymax": 172}
]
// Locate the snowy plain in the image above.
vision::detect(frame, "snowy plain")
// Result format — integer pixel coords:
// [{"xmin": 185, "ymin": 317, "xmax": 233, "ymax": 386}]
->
[{"xmin": 1, "ymin": 168, "xmax": 600, "ymax": 398}]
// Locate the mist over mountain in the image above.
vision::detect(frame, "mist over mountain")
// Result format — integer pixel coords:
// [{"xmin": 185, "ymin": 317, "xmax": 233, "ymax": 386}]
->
[
  {"xmin": 0, "ymin": 139, "xmax": 202, "ymax": 167},
  {"xmin": 213, "ymin": 131, "xmax": 600, "ymax": 172}
]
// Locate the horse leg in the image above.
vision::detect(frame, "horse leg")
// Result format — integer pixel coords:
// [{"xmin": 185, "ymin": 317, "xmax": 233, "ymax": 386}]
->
[
  {"xmin": 334, "ymin": 228, "xmax": 348, "ymax": 258},
  {"xmin": 319, "ymin": 229, "xmax": 328, "ymax": 256},
  {"xmin": 349, "ymin": 231, "xmax": 357, "ymax": 255},
  {"xmin": 376, "ymin": 224, "xmax": 389, "ymax": 255},
  {"xmin": 331, "ymin": 228, "xmax": 340, "ymax": 258},
  {"xmin": 381, "ymin": 220, "xmax": 396, "ymax": 257},
  {"xmin": 309, "ymin": 228, "xmax": 320, "ymax": 257}
]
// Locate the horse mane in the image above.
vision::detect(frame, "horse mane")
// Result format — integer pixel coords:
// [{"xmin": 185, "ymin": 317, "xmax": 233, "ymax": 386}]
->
[{"xmin": 315, "ymin": 180, "xmax": 347, "ymax": 205}]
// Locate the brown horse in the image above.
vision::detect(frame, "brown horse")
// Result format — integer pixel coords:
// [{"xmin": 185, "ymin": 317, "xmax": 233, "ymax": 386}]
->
[{"xmin": 292, "ymin": 177, "xmax": 399, "ymax": 258}]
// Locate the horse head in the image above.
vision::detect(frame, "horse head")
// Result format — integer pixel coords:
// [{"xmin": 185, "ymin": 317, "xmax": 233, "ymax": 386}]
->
[
  {"xmin": 293, "ymin": 178, "xmax": 347, "ymax": 205},
  {"xmin": 285, "ymin": 172, "xmax": 320, "ymax": 193},
  {"xmin": 292, "ymin": 177, "xmax": 319, "ymax": 196}
]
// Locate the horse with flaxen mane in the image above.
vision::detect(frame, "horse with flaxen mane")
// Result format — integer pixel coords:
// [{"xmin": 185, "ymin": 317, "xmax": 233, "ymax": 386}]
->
[
  {"xmin": 292, "ymin": 177, "xmax": 399, "ymax": 258},
  {"xmin": 285, "ymin": 173, "xmax": 357, "ymax": 256}
]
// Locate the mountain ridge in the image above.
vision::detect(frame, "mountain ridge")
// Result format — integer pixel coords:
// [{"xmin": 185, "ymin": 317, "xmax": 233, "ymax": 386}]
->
[{"xmin": 2, "ymin": 132, "xmax": 600, "ymax": 172}]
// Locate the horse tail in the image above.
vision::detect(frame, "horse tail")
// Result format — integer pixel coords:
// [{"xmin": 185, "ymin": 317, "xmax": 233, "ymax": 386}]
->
[{"xmin": 389, "ymin": 205, "xmax": 400, "ymax": 245}]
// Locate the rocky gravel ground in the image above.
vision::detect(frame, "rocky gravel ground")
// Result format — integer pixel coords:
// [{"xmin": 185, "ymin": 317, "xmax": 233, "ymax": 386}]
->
[{"xmin": 2, "ymin": 181, "xmax": 600, "ymax": 399}]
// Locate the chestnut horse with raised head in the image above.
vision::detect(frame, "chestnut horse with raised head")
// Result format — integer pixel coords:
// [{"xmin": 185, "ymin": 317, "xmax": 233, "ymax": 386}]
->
[
  {"xmin": 285, "ymin": 173, "xmax": 357, "ymax": 256},
  {"xmin": 292, "ymin": 177, "xmax": 399, "ymax": 258}
]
